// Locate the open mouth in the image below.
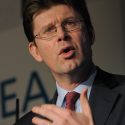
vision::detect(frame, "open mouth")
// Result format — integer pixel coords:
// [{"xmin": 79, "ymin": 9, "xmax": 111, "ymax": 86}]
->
[
  {"xmin": 63, "ymin": 47, "xmax": 73, "ymax": 53},
  {"xmin": 60, "ymin": 46, "xmax": 74, "ymax": 54},
  {"xmin": 59, "ymin": 46, "xmax": 75, "ymax": 59}
]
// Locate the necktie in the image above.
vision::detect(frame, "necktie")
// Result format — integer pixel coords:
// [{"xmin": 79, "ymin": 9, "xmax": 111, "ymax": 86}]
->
[{"xmin": 65, "ymin": 91, "xmax": 80, "ymax": 111}]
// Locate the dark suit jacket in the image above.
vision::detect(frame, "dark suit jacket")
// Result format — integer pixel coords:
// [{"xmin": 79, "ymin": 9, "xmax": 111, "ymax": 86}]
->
[{"xmin": 13, "ymin": 67, "xmax": 125, "ymax": 125}]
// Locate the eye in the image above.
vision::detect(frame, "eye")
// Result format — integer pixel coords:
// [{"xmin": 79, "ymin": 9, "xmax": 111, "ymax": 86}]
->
[
  {"xmin": 65, "ymin": 20, "xmax": 76, "ymax": 27},
  {"xmin": 63, "ymin": 19, "xmax": 80, "ymax": 30},
  {"xmin": 43, "ymin": 25, "xmax": 56, "ymax": 34}
]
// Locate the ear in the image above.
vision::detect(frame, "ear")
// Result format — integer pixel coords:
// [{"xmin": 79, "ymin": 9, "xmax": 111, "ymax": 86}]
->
[{"xmin": 28, "ymin": 42, "xmax": 43, "ymax": 62}]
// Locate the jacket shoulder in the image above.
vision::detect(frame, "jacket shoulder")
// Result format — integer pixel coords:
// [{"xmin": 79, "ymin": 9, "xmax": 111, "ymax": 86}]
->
[{"xmin": 96, "ymin": 67, "xmax": 125, "ymax": 94}]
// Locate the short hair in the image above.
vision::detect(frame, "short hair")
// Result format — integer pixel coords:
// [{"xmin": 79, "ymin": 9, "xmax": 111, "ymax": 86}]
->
[{"xmin": 22, "ymin": 0, "xmax": 94, "ymax": 43}]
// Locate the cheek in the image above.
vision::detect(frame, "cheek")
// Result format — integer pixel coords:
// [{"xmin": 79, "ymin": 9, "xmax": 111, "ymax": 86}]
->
[
  {"xmin": 76, "ymin": 33, "xmax": 88, "ymax": 61},
  {"xmin": 37, "ymin": 44, "xmax": 52, "ymax": 59},
  {"xmin": 72, "ymin": 30, "xmax": 86, "ymax": 43},
  {"xmin": 73, "ymin": 31, "xmax": 86, "ymax": 51},
  {"xmin": 38, "ymin": 44, "xmax": 57, "ymax": 65}
]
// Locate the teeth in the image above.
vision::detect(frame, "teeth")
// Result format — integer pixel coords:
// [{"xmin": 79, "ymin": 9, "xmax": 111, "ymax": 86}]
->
[{"xmin": 64, "ymin": 48, "xmax": 70, "ymax": 53}]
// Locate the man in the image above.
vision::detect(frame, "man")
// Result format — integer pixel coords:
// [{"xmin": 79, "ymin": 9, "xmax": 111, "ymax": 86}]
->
[{"xmin": 14, "ymin": 0, "xmax": 125, "ymax": 125}]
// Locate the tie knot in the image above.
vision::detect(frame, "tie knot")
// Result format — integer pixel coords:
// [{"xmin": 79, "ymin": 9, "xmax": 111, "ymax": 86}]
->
[{"xmin": 65, "ymin": 91, "xmax": 80, "ymax": 111}]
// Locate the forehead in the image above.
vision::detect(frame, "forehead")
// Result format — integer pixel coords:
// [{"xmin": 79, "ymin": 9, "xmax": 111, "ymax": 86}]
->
[{"xmin": 33, "ymin": 4, "xmax": 80, "ymax": 31}]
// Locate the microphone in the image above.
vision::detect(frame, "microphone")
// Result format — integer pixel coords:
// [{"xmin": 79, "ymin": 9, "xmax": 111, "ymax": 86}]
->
[
  {"xmin": 16, "ymin": 98, "xmax": 19, "ymax": 122},
  {"xmin": 14, "ymin": 98, "xmax": 52, "ymax": 124}
]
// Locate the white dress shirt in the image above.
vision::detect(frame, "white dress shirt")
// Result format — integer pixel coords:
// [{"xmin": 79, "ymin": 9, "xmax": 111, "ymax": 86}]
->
[{"xmin": 56, "ymin": 71, "xmax": 96, "ymax": 112}]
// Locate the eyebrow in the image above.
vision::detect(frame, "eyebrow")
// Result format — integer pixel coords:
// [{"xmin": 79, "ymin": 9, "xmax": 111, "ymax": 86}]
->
[
  {"xmin": 41, "ymin": 16, "xmax": 80, "ymax": 30},
  {"xmin": 41, "ymin": 23, "xmax": 54, "ymax": 31},
  {"xmin": 63, "ymin": 16, "xmax": 79, "ymax": 21}
]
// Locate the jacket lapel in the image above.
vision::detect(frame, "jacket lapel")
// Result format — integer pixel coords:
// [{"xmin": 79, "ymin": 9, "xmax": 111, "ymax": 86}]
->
[
  {"xmin": 89, "ymin": 67, "xmax": 120, "ymax": 125},
  {"xmin": 50, "ymin": 91, "xmax": 58, "ymax": 104}
]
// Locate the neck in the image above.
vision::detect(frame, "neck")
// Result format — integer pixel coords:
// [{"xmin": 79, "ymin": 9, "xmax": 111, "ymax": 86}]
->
[{"xmin": 53, "ymin": 63, "xmax": 95, "ymax": 91}]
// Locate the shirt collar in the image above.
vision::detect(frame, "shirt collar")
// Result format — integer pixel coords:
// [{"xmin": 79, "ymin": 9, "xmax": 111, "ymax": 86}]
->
[{"xmin": 56, "ymin": 70, "xmax": 97, "ymax": 107}]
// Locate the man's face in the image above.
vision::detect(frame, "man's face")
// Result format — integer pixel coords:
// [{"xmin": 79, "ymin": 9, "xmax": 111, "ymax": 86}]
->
[{"xmin": 29, "ymin": 4, "xmax": 93, "ymax": 78}]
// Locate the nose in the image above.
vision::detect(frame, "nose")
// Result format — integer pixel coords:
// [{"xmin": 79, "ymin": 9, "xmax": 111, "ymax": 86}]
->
[{"xmin": 57, "ymin": 26, "xmax": 70, "ymax": 42}]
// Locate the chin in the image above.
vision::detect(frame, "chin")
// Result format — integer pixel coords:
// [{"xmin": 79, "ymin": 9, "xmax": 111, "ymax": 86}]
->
[{"xmin": 63, "ymin": 61, "xmax": 81, "ymax": 73}]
